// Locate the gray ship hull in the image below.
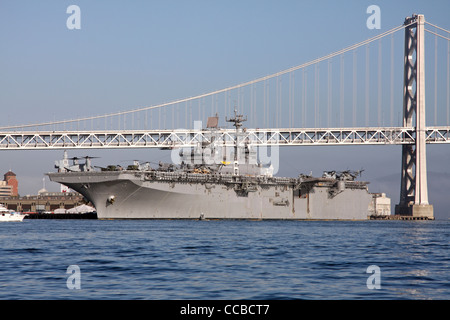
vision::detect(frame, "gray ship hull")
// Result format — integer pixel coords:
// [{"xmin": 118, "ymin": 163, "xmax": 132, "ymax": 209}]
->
[{"xmin": 48, "ymin": 171, "xmax": 381, "ymax": 220}]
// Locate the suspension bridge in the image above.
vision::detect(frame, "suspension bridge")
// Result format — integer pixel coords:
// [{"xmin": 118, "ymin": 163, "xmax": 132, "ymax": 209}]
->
[{"xmin": 1, "ymin": 14, "xmax": 450, "ymax": 219}]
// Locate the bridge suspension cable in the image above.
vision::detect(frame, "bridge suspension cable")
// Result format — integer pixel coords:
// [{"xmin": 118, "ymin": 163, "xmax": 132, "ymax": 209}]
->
[
  {"xmin": 0, "ymin": 23, "xmax": 411, "ymax": 131},
  {"xmin": 425, "ymin": 21, "xmax": 450, "ymax": 41}
]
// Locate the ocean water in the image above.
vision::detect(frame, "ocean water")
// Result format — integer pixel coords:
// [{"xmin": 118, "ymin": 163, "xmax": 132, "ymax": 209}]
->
[{"xmin": 0, "ymin": 219, "xmax": 449, "ymax": 300}]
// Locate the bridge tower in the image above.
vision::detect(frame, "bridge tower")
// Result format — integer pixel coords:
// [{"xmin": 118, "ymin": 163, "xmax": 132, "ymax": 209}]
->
[{"xmin": 395, "ymin": 14, "xmax": 434, "ymax": 219}]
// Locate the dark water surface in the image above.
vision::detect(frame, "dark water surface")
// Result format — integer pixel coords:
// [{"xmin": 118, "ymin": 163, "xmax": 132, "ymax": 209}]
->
[{"xmin": 0, "ymin": 219, "xmax": 448, "ymax": 300}]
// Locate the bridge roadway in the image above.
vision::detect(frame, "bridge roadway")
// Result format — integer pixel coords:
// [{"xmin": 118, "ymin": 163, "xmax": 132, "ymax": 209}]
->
[{"xmin": 0, "ymin": 126, "xmax": 450, "ymax": 150}]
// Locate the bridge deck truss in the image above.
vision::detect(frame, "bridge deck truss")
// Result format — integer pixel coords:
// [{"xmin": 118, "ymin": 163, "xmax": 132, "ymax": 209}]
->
[{"xmin": 0, "ymin": 127, "xmax": 449, "ymax": 150}]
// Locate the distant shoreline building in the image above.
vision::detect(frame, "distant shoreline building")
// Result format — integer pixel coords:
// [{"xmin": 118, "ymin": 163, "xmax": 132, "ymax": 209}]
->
[
  {"xmin": 0, "ymin": 170, "xmax": 85, "ymax": 212},
  {"xmin": 0, "ymin": 170, "xmax": 18, "ymax": 197}
]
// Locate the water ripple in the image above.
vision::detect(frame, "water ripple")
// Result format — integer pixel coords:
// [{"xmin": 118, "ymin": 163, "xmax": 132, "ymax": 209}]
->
[{"xmin": 0, "ymin": 219, "xmax": 449, "ymax": 299}]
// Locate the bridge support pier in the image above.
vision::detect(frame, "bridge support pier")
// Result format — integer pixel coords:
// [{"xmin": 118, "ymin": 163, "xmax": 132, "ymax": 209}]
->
[{"xmin": 395, "ymin": 14, "xmax": 434, "ymax": 219}]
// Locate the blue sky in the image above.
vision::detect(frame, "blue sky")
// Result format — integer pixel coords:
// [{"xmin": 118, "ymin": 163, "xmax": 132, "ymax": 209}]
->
[{"xmin": 1, "ymin": 1, "xmax": 450, "ymax": 218}]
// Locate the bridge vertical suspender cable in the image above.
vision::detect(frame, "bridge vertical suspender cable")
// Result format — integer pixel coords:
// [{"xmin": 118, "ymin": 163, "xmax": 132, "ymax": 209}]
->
[
  {"xmin": 314, "ymin": 64, "xmax": 319, "ymax": 127},
  {"xmin": 276, "ymin": 75, "xmax": 279, "ymax": 128},
  {"xmin": 352, "ymin": 50, "xmax": 357, "ymax": 127},
  {"xmin": 435, "ymin": 34, "xmax": 438, "ymax": 126},
  {"xmin": 390, "ymin": 34, "xmax": 395, "ymax": 127},
  {"xmin": 340, "ymin": 55, "xmax": 344, "ymax": 127},
  {"xmin": 378, "ymin": 39, "xmax": 382, "ymax": 126},
  {"xmin": 365, "ymin": 44, "xmax": 370, "ymax": 127},
  {"xmin": 327, "ymin": 59, "xmax": 332, "ymax": 128},
  {"xmin": 302, "ymin": 70, "xmax": 306, "ymax": 128}
]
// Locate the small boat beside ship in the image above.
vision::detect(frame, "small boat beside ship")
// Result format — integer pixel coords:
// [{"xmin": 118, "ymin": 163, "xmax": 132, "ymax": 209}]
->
[{"xmin": 0, "ymin": 205, "xmax": 26, "ymax": 222}]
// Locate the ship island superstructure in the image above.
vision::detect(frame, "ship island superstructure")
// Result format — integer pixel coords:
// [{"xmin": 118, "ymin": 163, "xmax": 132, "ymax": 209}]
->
[{"xmin": 48, "ymin": 112, "xmax": 391, "ymax": 220}]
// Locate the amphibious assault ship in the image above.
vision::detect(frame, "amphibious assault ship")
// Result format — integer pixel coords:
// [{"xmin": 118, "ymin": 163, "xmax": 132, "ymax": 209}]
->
[{"xmin": 48, "ymin": 112, "xmax": 391, "ymax": 220}]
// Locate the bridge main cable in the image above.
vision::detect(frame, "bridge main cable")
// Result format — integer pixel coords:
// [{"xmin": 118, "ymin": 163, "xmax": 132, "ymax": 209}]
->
[{"xmin": 0, "ymin": 23, "xmax": 409, "ymax": 131}]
